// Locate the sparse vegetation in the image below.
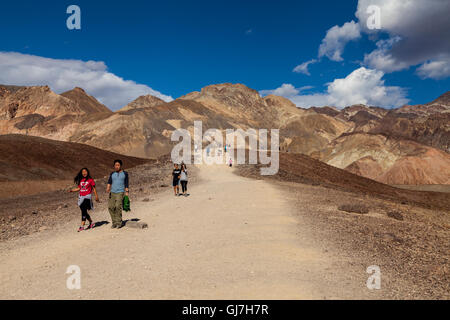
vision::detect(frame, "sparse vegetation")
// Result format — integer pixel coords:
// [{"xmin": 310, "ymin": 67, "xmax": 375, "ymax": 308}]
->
[
  {"xmin": 338, "ymin": 203, "xmax": 369, "ymax": 214},
  {"xmin": 387, "ymin": 210, "xmax": 404, "ymax": 221}
]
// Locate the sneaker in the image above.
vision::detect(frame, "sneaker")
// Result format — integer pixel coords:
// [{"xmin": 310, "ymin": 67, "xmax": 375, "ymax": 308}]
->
[
  {"xmin": 86, "ymin": 223, "xmax": 95, "ymax": 230},
  {"xmin": 111, "ymin": 224, "xmax": 117, "ymax": 229},
  {"xmin": 77, "ymin": 226, "xmax": 84, "ymax": 232}
]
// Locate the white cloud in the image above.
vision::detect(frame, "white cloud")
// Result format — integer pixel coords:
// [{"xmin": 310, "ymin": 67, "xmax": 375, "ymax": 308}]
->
[
  {"xmin": 0, "ymin": 52, "xmax": 173, "ymax": 110},
  {"xmin": 318, "ymin": 21, "xmax": 361, "ymax": 62},
  {"xmin": 293, "ymin": 59, "xmax": 317, "ymax": 75},
  {"xmin": 363, "ymin": 36, "xmax": 410, "ymax": 73},
  {"xmin": 416, "ymin": 59, "xmax": 450, "ymax": 80},
  {"xmin": 356, "ymin": 0, "xmax": 450, "ymax": 76},
  {"xmin": 262, "ymin": 67, "xmax": 409, "ymax": 109},
  {"xmin": 301, "ymin": 0, "xmax": 450, "ymax": 79},
  {"xmin": 260, "ymin": 83, "xmax": 299, "ymax": 97},
  {"xmin": 260, "ymin": 84, "xmax": 314, "ymax": 97}
]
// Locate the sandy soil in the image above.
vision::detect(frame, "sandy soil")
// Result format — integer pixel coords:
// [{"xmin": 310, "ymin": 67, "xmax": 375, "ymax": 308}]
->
[{"xmin": 0, "ymin": 163, "xmax": 387, "ymax": 300}]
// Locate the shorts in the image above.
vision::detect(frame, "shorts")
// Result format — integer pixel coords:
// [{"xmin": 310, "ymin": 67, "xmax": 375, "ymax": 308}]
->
[{"xmin": 173, "ymin": 179, "xmax": 180, "ymax": 187}]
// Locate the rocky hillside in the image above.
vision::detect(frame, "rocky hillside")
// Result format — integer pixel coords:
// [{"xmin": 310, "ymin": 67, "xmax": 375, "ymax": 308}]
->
[
  {"xmin": 0, "ymin": 83, "xmax": 448, "ymax": 185},
  {"xmin": 0, "ymin": 134, "xmax": 148, "ymax": 182},
  {"xmin": 61, "ymin": 87, "xmax": 112, "ymax": 114}
]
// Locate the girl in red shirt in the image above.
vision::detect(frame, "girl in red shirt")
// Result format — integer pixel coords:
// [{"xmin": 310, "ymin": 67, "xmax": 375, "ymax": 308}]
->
[{"xmin": 69, "ymin": 168, "xmax": 99, "ymax": 232}]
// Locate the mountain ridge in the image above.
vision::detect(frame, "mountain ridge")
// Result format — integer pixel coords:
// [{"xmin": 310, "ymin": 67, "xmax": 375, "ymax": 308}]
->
[{"xmin": 0, "ymin": 83, "xmax": 449, "ymax": 185}]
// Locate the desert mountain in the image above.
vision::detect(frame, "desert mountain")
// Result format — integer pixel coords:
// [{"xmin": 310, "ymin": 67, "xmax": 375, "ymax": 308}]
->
[
  {"xmin": 0, "ymin": 83, "xmax": 448, "ymax": 185},
  {"xmin": 118, "ymin": 94, "xmax": 167, "ymax": 112},
  {"xmin": 0, "ymin": 85, "xmax": 85, "ymax": 120},
  {"xmin": 61, "ymin": 87, "xmax": 112, "ymax": 114},
  {"xmin": 319, "ymin": 133, "xmax": 450, "ymax": 185}
]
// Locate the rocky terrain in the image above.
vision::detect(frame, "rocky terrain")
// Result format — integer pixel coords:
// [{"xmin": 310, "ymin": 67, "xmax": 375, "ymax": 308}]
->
[
  {"xmin": 237, "ymin": 153, "xmax": 450, "ymax": 299},
  {"xmin": 0, "ymin": 134, "xmax": 149, "ymax": 198},
  {"xmin": 0, "ymin": 151, "xmax": 184, "ymax": 242},
  {"xmin": 0, "ymin": 83, "xmax": 449, "ymax": 185}
]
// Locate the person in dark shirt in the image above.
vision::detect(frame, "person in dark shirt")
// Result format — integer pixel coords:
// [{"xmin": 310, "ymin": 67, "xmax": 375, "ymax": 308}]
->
[{"xmin": 172, "ymin": 163, "xmax": 181, "ymax": 196}]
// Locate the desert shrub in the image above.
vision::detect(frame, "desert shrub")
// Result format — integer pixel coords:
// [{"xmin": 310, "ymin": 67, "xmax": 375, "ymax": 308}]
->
[
  {"xmin": 338, "ymin": 203, "xmax": 369, "ymax": 214},
  {"xmin": 387, "ymin": 210, "xmax": 404, "ymax": 221}
]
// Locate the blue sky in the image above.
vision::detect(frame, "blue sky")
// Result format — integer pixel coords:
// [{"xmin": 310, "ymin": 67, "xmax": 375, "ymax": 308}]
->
[{"xmin": 0, "ymin": 0, "xmax": 449, "ymax": 109}]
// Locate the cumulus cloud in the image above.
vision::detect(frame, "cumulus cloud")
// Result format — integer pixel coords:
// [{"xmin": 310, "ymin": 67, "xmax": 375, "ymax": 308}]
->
[
  {"xmin": 318, "ymin": 21, "xmax": 361, "ymax": 62},
  {"xmin": 293, "ymin": 21, "xmax": 360, "ymax": 75},
  {"xmin": 262, "ymin": 67, "xmax": 409, "ymax": 109},
  {"xmin": 416, "ymin": 60, "xmax": 450, "ymax": 80},
  {"xmin": 356, "ymin": 0, "xmax": 450, "ymax": 77},
  {"xmin": 293, "ymin": 59, "xmax": 317, "ymax": 75},
  {"xmin": 260, "ymin": 84, "xmax": 313, "ymax": 97},
  {"xmin": 299, "ymin": 0, "xmax": 450, "ymax": 79},
  {"xmin": 0, "ymin": 52, "xmax": 173, "ymax": 110}
]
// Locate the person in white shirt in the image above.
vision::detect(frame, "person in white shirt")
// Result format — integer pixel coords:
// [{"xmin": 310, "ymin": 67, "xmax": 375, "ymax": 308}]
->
[{"xmin": 180, "ymin": 163, "xmax": 189, "ymax": 196}]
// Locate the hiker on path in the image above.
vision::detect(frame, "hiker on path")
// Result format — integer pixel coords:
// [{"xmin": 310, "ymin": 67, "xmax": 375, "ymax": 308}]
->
[
  {"xmin": 172, "ymin": 163, "xmax": 181, "ymax": 196},
  {"xmin": 180, "ymin": 163, "xmax": 188, "ymax": 196},
  {"xmin": 229, "ymin": 158, "xmax": 233, "ymax": 167},
  {"xmin": 69, "ymin": 168, "xmax": 99, "ymax": 232},
  {"xmin": 106, "ymin": 160, "xmax": 129, "ymax": 229}
]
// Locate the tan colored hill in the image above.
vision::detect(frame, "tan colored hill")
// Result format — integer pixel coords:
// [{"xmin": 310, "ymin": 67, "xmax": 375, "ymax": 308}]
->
[
  {"xmin": 0, "ymin": 85, "xmax": 111, "ymax": 140},
  {"xmin": 0, "ymin": 83, "xmax": 448, "ymax": 185},
  {"xmin": 238, "ymin": 152, "xmax": 450, "ymax": 211},
  {"xmin": 0, "ymin": 85, "xmax": 84, "ymax": 120},
  {"xmin": 181, "ymin": 83, "xmax": 351, "ymax": 154},
  {"xmin": 61, "ymin": 87, "xmax": 112, "ymax": 114},
  {"xmin": 118, "ymin": 94, "xmax": 167, "ymax": 112},
  {"xmin": 319, "ymin": 133, "xmax": 450, "ymax": 185}
]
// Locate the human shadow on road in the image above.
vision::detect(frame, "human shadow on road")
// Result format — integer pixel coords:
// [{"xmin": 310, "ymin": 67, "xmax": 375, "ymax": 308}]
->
[
  {"xmin": 123, "ymin": 218, "xmax": 140, "ymax": 223},
  {"xmin": 93, "ymin": 221, "xmax": 109, "ymax": 228}
]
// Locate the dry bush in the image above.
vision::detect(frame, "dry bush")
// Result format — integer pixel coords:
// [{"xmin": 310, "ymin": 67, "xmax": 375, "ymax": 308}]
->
[
  {"xmin": 338, "ymin": 203, "xmax": 369, "ymax": 214},
  {"xmin": 387, "ymin": 210, "xmax": 404, "ymax": 221}
]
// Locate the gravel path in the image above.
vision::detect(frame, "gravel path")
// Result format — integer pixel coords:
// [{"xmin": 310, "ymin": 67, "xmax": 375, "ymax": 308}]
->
[{"xmin": 0, "ymin": 163, "xmax": 385, "ymax": 299}]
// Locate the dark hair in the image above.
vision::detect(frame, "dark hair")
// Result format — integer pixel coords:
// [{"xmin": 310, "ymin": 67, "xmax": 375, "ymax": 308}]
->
[
  {"xmin": 74, "ymin": 168, "xmax": 92, "ymax": 185},
  {"xmin": 114, "ymin": 159, "xmax": 123, "ymax": 166}
]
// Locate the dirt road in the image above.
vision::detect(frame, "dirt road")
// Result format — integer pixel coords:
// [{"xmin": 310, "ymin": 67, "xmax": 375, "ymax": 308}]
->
[{"xmin": 0, "ymin": 164, "xmax": 378, "ymax": 299}]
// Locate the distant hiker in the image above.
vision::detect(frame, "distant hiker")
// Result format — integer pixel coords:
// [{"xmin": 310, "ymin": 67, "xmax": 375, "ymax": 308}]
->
[
  {"xmin": 69, "ymin": 168, "xmax": 99, "ymax": 232},
  {"xmin": 224, "ymin": 145, "xmax": 227, "ymax": 153},
  {"xmin": 172, "ymin": 163, "xmax": 181, "ymax": 196},
  {"xmin": 180, "ymin": 163, "xmax": 188, "ymax": 196},
  {"xmin": 206, "ymin": 146, "xmax": 210, "ymax": 157},
  {"xmin": 106, "ymin": 160, "xmax": 129, "ymax": 229},
  {"xmin": 229, "ymin": 158, "xmax": 233, "ymax": 167}
]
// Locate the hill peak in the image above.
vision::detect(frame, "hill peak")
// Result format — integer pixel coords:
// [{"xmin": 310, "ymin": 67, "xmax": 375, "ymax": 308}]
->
[
  {"xmin": 118, "ymin": 94, "xmax": 167, "ymax": 112},
  {"xmin": 61, "ymin": 87, "xmax": 111, "ymax": 114},
  {"xmin": 428, "ymin": 91, "xmax": 450, "ymax": 106}
]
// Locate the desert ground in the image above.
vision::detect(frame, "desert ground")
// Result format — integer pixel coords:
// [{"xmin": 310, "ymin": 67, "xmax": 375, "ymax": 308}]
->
[{"xmin": 0, "ymin": 159, "xmax": 448, "ymax": 299}]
